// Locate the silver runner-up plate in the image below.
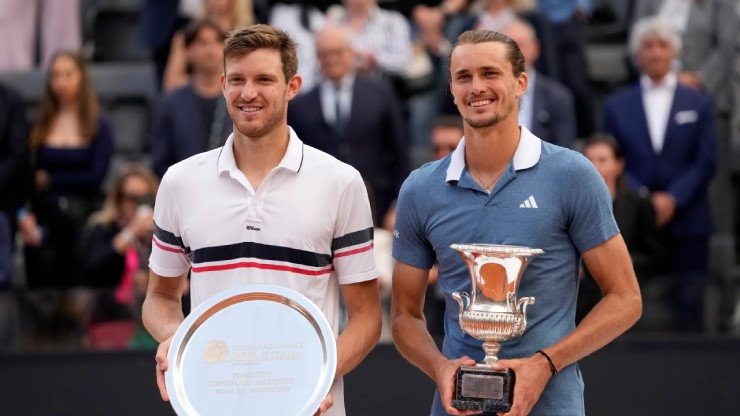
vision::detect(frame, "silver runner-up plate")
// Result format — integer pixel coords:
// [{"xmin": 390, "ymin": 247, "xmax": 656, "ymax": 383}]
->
[{"xmin": 165, "ymin": 284, "xmax": 337, "ymax": 416}]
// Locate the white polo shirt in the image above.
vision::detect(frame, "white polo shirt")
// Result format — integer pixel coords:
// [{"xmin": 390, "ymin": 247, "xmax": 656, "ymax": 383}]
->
[{"xmin": 150, "ymin": 127, "xmax": 378, "ymax": 416}]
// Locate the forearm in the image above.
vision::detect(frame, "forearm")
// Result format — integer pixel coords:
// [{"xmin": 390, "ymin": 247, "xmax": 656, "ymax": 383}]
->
[
  {"xmin": 334, "ymin": 307, "xmax": 381, "ymax": 377},
  {"xmin": 544, "ymin": 234, "xmax": 642, "ymax": 371},
  {"xmin": 142, "ymin": 275, "xmax": 186, "ymax": 342},
  {"xmin": 546, "ymin": 281, "xmax": 641, "ymax": 372},
  {"xmin": 391, "ymin": 311, "xmax": 447, "ymax": 381}
]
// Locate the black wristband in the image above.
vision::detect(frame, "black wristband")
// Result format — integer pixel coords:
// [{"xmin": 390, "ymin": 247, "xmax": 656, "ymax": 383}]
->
[{"xmin": 536, "ymin": 350, "xmax": 558, "ymax": 376}]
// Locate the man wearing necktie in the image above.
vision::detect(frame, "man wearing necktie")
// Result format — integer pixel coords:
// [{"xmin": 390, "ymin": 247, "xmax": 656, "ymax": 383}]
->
[{"xmin": 289, "ymin": 25, "xmax": 409, "ymax": 224}]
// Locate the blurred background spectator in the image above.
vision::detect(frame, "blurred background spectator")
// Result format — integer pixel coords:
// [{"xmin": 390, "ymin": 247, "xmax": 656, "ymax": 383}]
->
[
  {"xmin": 537, "ymin": 0, "xmax": 596, "ymax": 138},
  {"xmin": 603, "ymin": 16, "xmax": 717, "ymax": 331},
  {"xmin": 151, "ymin": 19, "xmax": 232, "ymax": 178},
  {"xmin": 19, "ymin": 51, "xmax": 113, "ymax": 290},
  {"xmin": 268, "ymin": 0, "xmax": 327, "ymax": 93},
  {"xmin": 136, "ymin": 0, "xmax": 183, "ymax": 88},
  {"xmin": 579, "ymin": 133, "xmax": 669, "ymax": 327},
  {"xmin": 501, "ymin": 17, "xmax": 577, "ymax": 148},
  {"xmin": 78, "ymin": 163, "xmax": 158, "ymax": 349},
  {"xmin": 162, "ymin": 0, "xmax": 255, "ymax": 91},
  {"xmin": 632, "ymin": 0, "xmax": 735, "ymax": 111},
  {"xmin": 325, "ymin": 0, "xmax": 412, "ymax": 79},
  {"xmin": 288, "ymin": 24, "xmax": 409, "ymax": 225}
]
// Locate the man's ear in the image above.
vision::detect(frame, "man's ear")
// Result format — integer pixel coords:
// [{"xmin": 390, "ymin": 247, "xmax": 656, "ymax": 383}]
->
[
  {"xmin": 286, "ymin": 74, "xmax": 303, "ymax": 100},
  {"xmin": 516, "ymin": 72, "xmax": 529, "ymax": 98}
]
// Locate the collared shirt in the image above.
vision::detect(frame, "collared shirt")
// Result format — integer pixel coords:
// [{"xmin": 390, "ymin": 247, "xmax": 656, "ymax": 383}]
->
[
  {"xmin": 326, "ymin": 5, "xmax": 412, "ymax": 75},
  {"xmin": 393, "ymin": 126, "xmax": 618, "ymax": 415},
  {"xmin": 320, "ymin": 73, "xmax": 355, "ymax": 126},
  {"xmin": 150, "ymin": 128, "xmax": 378, "ymax": 416},
  {"xmin": 641, "ymin": 72, "xmax": 677, "ymax": 154},
  {"xmin": 519, "ymin": 69, "xmax": 537, "ymax": 131}
]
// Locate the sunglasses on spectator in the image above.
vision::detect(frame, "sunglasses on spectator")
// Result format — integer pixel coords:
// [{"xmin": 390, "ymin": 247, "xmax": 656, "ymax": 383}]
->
[{"xmin": 122, "ymin": 193, "xmax": 153, "ymax": 205}]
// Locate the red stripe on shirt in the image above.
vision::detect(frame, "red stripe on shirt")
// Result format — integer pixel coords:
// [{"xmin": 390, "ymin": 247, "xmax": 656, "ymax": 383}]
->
[
  {"xmin": 191, "ymin": 261, "xmax": 334, "ymax": 276},
  {"xmin": 333, "ymin": 243, "xmax": 373, "ymax": 258},
  {"xmin": 153, "ymin": 237, "xmax": 186, "ymax": 254}
]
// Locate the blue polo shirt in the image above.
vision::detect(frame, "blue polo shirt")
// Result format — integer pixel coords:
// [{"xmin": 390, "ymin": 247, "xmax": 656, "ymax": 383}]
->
[{"xmin": 392, "ymin": 127, "xmax": 618, "ymax": 416}]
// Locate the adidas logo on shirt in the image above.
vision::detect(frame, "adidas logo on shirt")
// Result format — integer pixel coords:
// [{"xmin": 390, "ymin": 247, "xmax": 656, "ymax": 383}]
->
[{"xmin": 520, "ymin": 195, "xmax": 538, "ymax": 208}]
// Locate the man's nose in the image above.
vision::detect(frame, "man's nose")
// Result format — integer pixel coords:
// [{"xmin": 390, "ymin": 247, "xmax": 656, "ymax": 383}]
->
[{"xmin": 240, "ymin": 81, "xmax": 258, "ymax": 100}]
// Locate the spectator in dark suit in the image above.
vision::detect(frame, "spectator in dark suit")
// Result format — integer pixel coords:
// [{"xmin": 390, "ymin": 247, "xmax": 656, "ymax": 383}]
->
[
  {"xmin": 501, "ymin": 18, "xmax": 576, "ymax": 148},
  {"xmin": 151, "ymin": 19, "xmax": 232, "ymax": 178},
  {"xmin": 633, "ymin": 0, "xmax": 737, "ymax": 116},
  {"xmin": 603, "ymin": 17, "xmax": 717, "ymax": 331},
  {"xmin": 0, "ymin": 83, "xmax": 29, "ymax": 289},
  {"xmin": 288, "ymin": 25, "xmax": 409, "ymax": 223}
]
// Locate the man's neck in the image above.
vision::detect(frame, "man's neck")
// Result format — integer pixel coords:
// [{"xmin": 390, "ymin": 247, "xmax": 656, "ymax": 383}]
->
[
  {"xmin": 232, "ymin": 125, "xmax": 290, "ymax": 191},
  {"xmin": 463, "ymin": 119, "xmax": 521, "ymax": 174},
  {"xmin": 192, "ymin": 72, "xmax": 223, "ymax": 97}
]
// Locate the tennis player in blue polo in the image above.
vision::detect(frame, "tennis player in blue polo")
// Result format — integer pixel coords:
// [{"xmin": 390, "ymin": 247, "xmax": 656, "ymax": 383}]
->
[{"xmin": 391, "ymin": 30, "xmax": 642, "ymax": 416}]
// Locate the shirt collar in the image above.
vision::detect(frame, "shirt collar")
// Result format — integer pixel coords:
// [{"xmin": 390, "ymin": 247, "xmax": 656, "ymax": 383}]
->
[
  {"xmin": 445, "ymin": 125, "xmax": 542, "ymax": 184},
  {"xmin": 321, "ymin": 72, "xmax": 356, "ymax": 92},
  {"xmin": 640, "ymin": 72, "xmax": 677, "ymax": 91},
  {"xmin": 217, "ymin": 127, "xmax": 305, "ymax": 175}
]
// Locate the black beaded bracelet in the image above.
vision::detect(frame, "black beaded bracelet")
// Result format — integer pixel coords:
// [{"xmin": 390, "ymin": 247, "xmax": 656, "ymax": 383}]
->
[{"xmin": 536, "ymin": 350, "xmax": 558, "ymax": 376}]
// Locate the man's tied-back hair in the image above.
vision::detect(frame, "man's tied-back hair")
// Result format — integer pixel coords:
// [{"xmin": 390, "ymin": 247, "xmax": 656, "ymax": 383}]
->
[{"xmin": 449, "ymin": 29, "xmax": 526, "ymax": 78}]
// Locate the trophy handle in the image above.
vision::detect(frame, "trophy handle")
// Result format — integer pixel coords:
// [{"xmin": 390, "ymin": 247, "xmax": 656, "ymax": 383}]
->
[
  {"xmin": 452, "ymin": 291, "xmax": 470, "ymax": 323},
  {"xmin": 516, "ymin": 296, "xmax": 535, "ymax": 316}
]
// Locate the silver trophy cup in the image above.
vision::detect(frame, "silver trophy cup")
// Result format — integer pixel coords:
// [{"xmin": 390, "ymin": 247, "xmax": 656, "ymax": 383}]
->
[{"xmin": 450, "ymin": 243, "xmax": 543, "ymax": 413}]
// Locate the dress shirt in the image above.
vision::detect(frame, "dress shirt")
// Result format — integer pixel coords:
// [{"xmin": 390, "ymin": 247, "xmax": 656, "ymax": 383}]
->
[
  {"xmin": 320, "ymin": 73, "xmax": 355, "ymax": 127},
  {"xmin": 641, "ymin": 72, "xmax": 677, "ymax": 154}
]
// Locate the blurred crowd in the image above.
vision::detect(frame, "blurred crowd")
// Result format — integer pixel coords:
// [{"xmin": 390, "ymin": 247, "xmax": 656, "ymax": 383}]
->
[{"xmin": 1, "ymin": 0, "xmax": 740, "ymax": 352}]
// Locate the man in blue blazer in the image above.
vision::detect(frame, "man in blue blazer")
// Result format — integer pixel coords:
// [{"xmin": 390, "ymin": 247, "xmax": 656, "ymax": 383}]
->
[
  {"xmin": 151, "ymin": 20, "xmax": 232, "ymax": 178},
  {"xmin": 502, "ymin": 18, "xmax": 577, "ymax": 148},
  {"xmin": 288, "ymin": 25, "xmax": 409, "ymax": 223},
  {"xmin": 603, "ymin": 17, "xmax": 717, "ymax": 331}
]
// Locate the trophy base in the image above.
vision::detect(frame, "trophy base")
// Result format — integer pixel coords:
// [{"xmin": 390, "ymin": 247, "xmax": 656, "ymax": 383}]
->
[{"xmin": 452, "ymin": 365, "xmax": 514, "ymax": 413}]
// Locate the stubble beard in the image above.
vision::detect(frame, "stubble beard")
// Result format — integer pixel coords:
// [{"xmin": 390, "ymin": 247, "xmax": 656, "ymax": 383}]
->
[
  {"xmin": 465, "ymin": 113, "xmax": 503, "ymax": 129},
  {"xmin": 463, "ymin": 96, "xmax": 515, "ymax": 129},
  {"xmin": 234, "ymin": 100, "xmax": 286, "ymax": 139}
]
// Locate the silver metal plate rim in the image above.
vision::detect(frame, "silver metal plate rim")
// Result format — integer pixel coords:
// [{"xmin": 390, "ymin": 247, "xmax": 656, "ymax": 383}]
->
[{"xmin": 165, "ymin": 283, "xmax": 337, "ymax": 416}]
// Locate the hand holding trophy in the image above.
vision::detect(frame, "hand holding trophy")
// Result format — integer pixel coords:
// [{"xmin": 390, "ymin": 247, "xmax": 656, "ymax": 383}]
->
[{"xmin": 450, "ymin": 244, "xmax": 543, "ymax": 413}]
